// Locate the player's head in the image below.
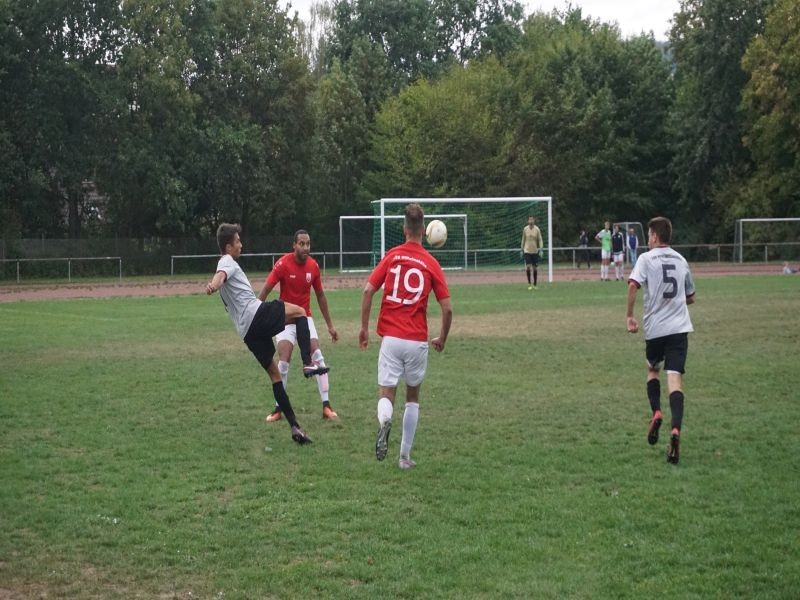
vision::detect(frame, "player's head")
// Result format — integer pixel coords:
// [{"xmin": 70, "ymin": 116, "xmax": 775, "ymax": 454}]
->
[
  {"xmin": 647, "ymin": 217, "xmax": 672, "ymax": 246},
  {"xmin": 217, "ymin": 223, "xmax": 242, "ymax": 257},
  {"xmin": 293, "ymin": 229, "xmax": 311, "ymax": 262},
  {"xmin": 613, "ymin": 224, "xmax": 619, "ymax": 232},
  {"xmin": 528, "ymin": 215, "xmax": 535, "ymax": 226},
  {"xmin": 629, "ymin": 227, "xmax": 635, "ymax": 234},
  {"xmin": 604, "ymin": 221, "xmax": 610, "ymax": 229},
  {"xmin": 404, "ymin": 203, "xmax": 425, "ymax": 240}
]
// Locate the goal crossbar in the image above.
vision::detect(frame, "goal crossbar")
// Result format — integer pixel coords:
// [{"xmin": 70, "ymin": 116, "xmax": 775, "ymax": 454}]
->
[
  {"xmin": 373, "ymin": 197, "xmax": 553, "ymax": 282},
  {"xmin": 339, "ymin": 213, "xmax": 468, "ymax": 273},
  {"xmin": 734, "ymin": 217, "xmax": 800, "ymax": 262}
]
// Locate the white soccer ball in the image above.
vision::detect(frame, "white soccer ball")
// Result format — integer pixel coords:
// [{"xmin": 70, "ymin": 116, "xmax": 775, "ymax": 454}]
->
[{"xmin": 426, "ymin": 219, "xmax": 447, "ymax": 248}]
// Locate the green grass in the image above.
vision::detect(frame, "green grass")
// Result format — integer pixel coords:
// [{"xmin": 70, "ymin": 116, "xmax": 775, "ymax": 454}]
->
[{"xmin": 1, "ymin": 277, "xmax": 799, "ymax": 598}]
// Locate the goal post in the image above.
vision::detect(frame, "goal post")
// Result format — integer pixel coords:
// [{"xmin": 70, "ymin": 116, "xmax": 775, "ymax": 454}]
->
[
  {"xmin": 372, "ymin": 197, "xmax": 553, "ymax": 282},
  {"xmin": 734, "ymin": 218, "xmax": 800, "ymax": 263},
  {"xmin": 339, "ymin": 213, "xmax": 468, "ymax": 273}
]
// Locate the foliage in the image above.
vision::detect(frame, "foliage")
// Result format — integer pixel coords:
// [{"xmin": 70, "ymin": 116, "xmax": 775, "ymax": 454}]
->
[
  {"xmin": 667, "ymin": 0, "xmax": 774, "ymax": 240},
  {"xmin": 738, "ymin": 0, "xmax": 800, "ymax": 220},
  {"xmin": 362, "ymin": 9, "xmax": 675, "ymax": 244}
]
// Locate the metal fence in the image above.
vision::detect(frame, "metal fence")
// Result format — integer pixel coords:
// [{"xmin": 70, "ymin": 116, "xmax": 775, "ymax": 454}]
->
[{"xmin": 1, "ymin": 238, "xmax": 799, "ymax": 282}]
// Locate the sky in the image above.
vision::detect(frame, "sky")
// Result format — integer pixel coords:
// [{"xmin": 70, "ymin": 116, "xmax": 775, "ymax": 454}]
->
[{"xmin": 280, "ymin": 0, "xmax": 681, "ymax": 40}]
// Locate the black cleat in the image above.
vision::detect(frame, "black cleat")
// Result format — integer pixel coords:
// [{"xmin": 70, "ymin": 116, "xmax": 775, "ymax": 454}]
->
[
  {"xmin": 291, "ymin": 425, "xmax": 313, "ymax": 445},
  {"xmin": 666, "ymin": 431, "xmax": 680, "ymax": 464},
  {"xmin": 303, "ymin": 362, "xmax": 330, "ymax": 378},
  {"xmin": 375, "ymin": 419, "xmax": 392, "ymax": 461},
  {"xmin": 647, "ymin": 411, "xmax": 663, "ymax": 446}
]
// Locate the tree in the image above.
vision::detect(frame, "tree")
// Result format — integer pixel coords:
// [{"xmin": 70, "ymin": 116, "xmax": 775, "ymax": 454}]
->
[
  {"xmin": 668, "ymin": 0, "xmax": 773, "ymax": 240},
  {"xmin": 307, "ymin": 60, "xmax": 369, "ymax": 231},
  {"xmin": 738, "ymin": 0, "xmax": 800, "ymax": 219}
]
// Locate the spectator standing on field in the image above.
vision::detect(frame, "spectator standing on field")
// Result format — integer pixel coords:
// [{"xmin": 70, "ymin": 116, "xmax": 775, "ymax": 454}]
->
[
  {"xmin": 595, "ymin": 221, "xmax": 612, "ymax": 281},
  {"xmin": 626, "ymin": 216, "xmax": 696, "ymax": 465},
  {"xmin": 259, "ymin": 229, "xmax": 340, "ymax": 423},
  {"xmin": 521, "ymin": 215, "xmax": 544, "ymax": 290},
  {"xmin": 578, "ymin": 229, "xmax": 591, "ymax": 269},
  {"xmin": 627, "ymin": 227, "xmax": 639, "ymax": 268},
  {"xmin": 206, "ymin": 223, "xmax": 329, "ymax": 446},
  {"xmin": 359, "ymin": 203, "xmax": 453, "ymax": 470},
  {"xmin": 611, "ymin": 224, "xmax": 625, "ymax": 281}
]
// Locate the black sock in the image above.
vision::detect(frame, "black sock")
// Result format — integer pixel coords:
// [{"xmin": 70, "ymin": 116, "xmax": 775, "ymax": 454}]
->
[
  {"xmin": 272, "ymin": 382, "xmax": 298, "ymax": 427},
  {"xmin": 323, "ymin": 400, "xmax": 331, "ymax": 408},
  {"xmin": 647, "ymin": 379, "xmax": 661, "ymax": 413},
  {"xmin": 526, "ymin": 270, "xmax": 531, "ymax": 284},
  {"xmin": 296, "ymin": 317, "xmax": 312, "ymax": 365},
  {"xmin": 669, "ymin": 391, "xmax": 684, "ymax": 431},
  {"xmin": 533, "ymin": 268, "xmax": 538, "ymax": 286}
]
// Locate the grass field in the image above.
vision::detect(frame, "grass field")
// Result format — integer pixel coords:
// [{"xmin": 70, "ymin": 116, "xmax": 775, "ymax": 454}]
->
[{"xmin": 1, "ymin": 276, "xmax": 799, "ymax": 598}]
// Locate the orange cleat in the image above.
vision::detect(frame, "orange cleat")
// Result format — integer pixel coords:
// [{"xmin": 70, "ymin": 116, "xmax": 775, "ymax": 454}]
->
[
  {"xmin": 322, "ymin": 406, "xmax": 338, "ymax": 420},
  {"xmin": 265, "ymin": 409, "xmax": 282, "ymax": 423}
]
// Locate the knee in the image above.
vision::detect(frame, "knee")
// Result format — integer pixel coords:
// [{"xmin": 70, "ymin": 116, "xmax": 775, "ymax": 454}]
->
[
  {"xmin": 278, "ymin": 360, "xmax": 290, "ymax": 376},
  {"xmin": 311, "ymin": 348, "xmax": 325, "ymax": 365}
]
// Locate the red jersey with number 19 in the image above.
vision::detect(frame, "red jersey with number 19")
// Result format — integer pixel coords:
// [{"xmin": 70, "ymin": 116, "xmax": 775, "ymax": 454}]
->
[
  {"xmin": 266, "ymin": 253, "xmax": 322, "ymax": 316},
  {"xmin": 368, "ymin": 241, "xmax": 450, "ymax": 342}
]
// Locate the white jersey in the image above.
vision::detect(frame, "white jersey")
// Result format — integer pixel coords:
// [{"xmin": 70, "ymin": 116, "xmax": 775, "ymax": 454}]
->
[
  {"xmin": 629, "ymin": 246, "xmax": 695, "ymax": 340},
  {"xmin": 216, "ymin": 254, "xmax": 261, "ymax": 339}
]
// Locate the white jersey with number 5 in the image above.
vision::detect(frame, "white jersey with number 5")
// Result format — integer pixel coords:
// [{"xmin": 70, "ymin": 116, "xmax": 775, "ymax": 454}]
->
[{"xmin": 629, "ymin": 246, "xmax": 695, "ymax": 340}]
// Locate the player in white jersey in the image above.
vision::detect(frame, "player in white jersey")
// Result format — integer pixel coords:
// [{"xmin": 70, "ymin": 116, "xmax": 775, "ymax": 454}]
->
[
  {"xmin": 206, "ymin": 223, "xmax": 328, "ymax": 446},
  {"xmin": 626, "ymin": 217, "xmax": 695, "ymax": 465}
]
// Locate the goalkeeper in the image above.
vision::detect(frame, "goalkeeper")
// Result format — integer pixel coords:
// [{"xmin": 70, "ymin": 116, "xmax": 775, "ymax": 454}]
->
[{"xmin": 521, "ymin": 215, "xmax": 544, "ymax": 290}]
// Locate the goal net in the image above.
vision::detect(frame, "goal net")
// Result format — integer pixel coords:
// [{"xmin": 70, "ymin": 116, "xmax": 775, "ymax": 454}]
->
[
  {"xmin": 339, "ymin": 214, "xmax": 468, "ymax": 272},
  {"xmin": 734, "ymin": 218, "xmax": 800, "ymax": 262},
  {"xmin": 371, "ymin": 197, "xmax": 553, "ymax": 281}
]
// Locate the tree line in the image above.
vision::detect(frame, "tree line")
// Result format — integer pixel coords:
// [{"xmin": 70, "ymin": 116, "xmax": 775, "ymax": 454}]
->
[{"xmin": 1, "ymin": 0, "xmax": 797, "ymax": 247}]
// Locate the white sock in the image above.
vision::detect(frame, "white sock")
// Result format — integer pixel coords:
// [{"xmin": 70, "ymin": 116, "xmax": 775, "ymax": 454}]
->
[
  {"xmin": 312, "ymin": 349, "xmax": 329, "ymax": 402},
  {"xmin": 400, "ymin": 402, "xmax": 419, "ymax": 459},
  {"xmin": 377, "ymin": 397, "xmax": 393, "ymax": 424}
]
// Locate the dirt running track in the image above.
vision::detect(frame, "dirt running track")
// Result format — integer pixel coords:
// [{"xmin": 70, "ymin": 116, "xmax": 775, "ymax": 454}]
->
[{"xmin": 0, "ymin": 263, "xmax": 787, "ymax": 303}]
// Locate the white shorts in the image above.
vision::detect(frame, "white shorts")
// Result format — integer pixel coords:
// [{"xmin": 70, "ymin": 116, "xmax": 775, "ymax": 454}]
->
[
  {"xmin": 378, "ymin": 336, "xmax": 429, "ymax": 388},
  {"xmin": 601, "ymin": 250, "xmax": 611, "ymax": 260},
  {"xmin": 613, "ymin": 252, "xmax": 624, "ymax": 263},
  {"xmin": 275, "ymin": 317, "xmax": 319, "ymax": 345}
]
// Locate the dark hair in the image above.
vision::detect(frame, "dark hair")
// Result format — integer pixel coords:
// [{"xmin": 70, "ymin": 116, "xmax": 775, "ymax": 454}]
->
[
  {"xmin": 404, "ymin": 203, "xmax": 424, "ymax": 236},
  {"xmin": 647, "ymin": 217, "xmax": 672, "ymax": 244},
  {"xmin": 217, "ymin": 223, "xmax": 241, "ymax": 253},
  {"xmin": 294, "ymin": 229, "xmax": 309, "ymax": 243}
]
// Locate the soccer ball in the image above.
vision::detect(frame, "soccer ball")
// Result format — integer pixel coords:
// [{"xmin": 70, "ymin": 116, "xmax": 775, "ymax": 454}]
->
[{"xmin": 426, "ymin": 219, "xmax": 447, "ymax": 248}]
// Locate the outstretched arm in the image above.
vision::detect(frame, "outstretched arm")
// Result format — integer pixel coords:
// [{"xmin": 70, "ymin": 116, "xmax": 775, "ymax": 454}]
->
[
  {"xmin": 315, "ymin": 289, "xmax": 339, "ymax": 342},
  {"xmin": 359, "ymin": 283, "xmax": 377, "ymax": 349},
  {"xmin": 206, "ymin": 271, "xmax": 227, "ymax": 295},
  {"xmin": 626, "ymin": 281, "xmax": 639, "ymax": 332},
  {"xmin": 431, "ymin": 297, "xmax": 453, "ymax": 352},
  {"xmin": 257, "ymin": 281, "xmax": 275, "ymax": 302}
]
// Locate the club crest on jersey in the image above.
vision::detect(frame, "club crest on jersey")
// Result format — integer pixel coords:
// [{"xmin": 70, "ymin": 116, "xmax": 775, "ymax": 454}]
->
[{"xmin": 306, "ymin": 272, "xmax": 312, "ymax": 283}]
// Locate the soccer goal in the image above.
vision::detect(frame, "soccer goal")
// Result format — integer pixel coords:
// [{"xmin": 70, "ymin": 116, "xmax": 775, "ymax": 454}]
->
[
  {"xmin": 339, "ymin": 213, "xmax": 468, "ymax": 272},
  {"xmin": 372, "ymin": 197, "xmax": 553, "ymax": 281},
  {"xmin": 734, "ymin": 218, "xmax": 800, "ymax": 263}
]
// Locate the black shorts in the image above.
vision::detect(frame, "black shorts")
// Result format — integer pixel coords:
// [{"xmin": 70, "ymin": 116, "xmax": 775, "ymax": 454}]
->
[
  {"xmin": 524, "ymin": 252, "xmax": 540, "ymax": 266},
  {"xmin": 645, "ymin": 333, "xmax": 689, "ymax": 374},
  {"xmin": 243, "ymin": 300, "xmax": 286, "ymax": 371}
]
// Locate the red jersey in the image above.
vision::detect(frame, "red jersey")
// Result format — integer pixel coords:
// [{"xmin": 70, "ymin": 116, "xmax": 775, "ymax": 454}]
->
[
  {"xmin": 368, "ymin": 241, "xmax": 450, "ymax": 342},
  {"xmin": 266, "ymin": 252, "xmax": 322, "ymax": 316}
]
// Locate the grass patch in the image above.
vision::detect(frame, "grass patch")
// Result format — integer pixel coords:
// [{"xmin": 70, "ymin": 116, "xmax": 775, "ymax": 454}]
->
[{"xmin": 1, "ymin": 277, "xmax": 799, "ymax": 598}]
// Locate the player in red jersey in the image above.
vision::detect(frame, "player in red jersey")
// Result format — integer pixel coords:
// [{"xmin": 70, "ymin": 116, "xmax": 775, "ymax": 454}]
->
[
  {"xmin": 359, "ymin": 203, "xmax": 453, "ymax": 469},
  {"xmin": 258, "ymin": 230, "xmax": 339, "ymax": 421}
]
